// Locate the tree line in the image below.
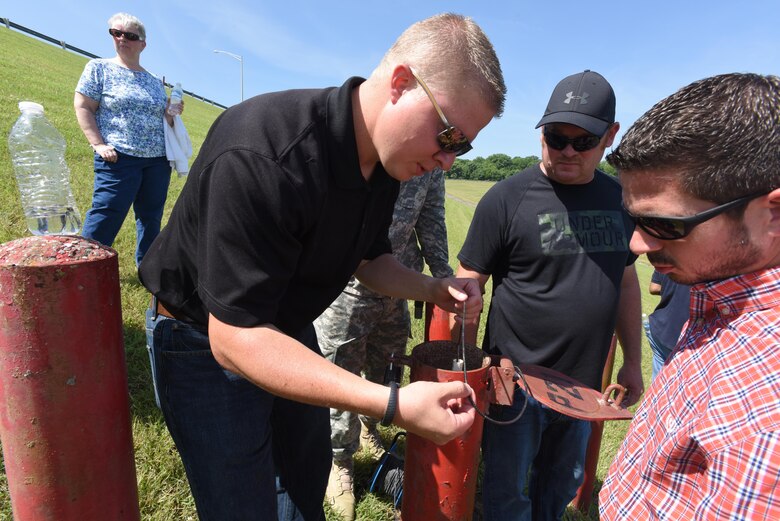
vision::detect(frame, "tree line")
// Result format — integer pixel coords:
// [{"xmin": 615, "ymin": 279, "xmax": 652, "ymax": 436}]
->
[{"xmin": 446, "ymin": 153, "xmax": 617, "ymax": 181}]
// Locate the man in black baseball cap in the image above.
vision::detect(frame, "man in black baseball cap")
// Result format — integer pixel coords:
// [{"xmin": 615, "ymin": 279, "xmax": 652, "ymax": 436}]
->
[
  {"xmin": 536, "ymin": 69, "xmax": 616, "ymax": 136},
  {"xmin": 453, "ymin": 70, "xmax": 643, "ymax": 520},
  {"xmin": 532, "ymin": 69, "xmax": 621, "ymax": 186}
]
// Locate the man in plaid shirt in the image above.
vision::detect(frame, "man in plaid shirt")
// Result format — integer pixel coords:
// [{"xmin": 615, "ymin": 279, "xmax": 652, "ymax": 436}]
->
[{"xmin": 599, "ymin": 73, "xmax": 780, "ymax": 520}]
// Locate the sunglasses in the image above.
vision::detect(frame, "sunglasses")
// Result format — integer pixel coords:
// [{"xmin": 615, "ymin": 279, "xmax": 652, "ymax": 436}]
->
[
  {"xmin": 543, "ymin": 130, "xmax": 602, "ymax": 152},
  {"xmin": 624, "ymin": 192, "xmax": 766, "ymax": 240},
  {"xmin": 409, "ymin": 67, "xmax": 473, "ymax": 157},
  {"xmin": 109, "ymin": 28, "xmax": 141, "ymax": 41}
]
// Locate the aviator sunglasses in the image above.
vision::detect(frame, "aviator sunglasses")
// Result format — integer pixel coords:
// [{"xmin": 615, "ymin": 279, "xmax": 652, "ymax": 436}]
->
[
  {"xmin": 409, "ymin": 67, "xmax": 473, "ymax": 156},
  {"xmin": 109, "ymin": 28, "xmax": 141, "ymax": 41},
  {"xmin": 624, "ymin": 192, "xmax": 767, "ymax": 240},
  {"xmin": 543, "ymin": 130, "xmax": 602, "ymax": 152}
]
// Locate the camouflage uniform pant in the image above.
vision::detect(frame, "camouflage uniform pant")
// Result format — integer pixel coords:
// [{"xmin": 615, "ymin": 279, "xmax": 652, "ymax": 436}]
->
[{"xmin": 313, "ymin": 291, "xmax": 410, "ymax": 461}]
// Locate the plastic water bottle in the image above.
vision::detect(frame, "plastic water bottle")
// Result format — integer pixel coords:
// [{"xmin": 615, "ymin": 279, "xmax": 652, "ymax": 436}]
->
[
  {"xmin": 7, "ymin": 101, "xmax": 82, "ymax": 236},
  {"xmin": 167, "ymin": 83, "xmax": 183, "ymax": 116}
]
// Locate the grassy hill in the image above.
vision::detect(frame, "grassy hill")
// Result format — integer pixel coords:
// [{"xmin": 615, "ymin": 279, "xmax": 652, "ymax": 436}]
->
[
  {"xmin": 0, "ymin": 25, "xmax": 656, "ymax": 520},
  {"xmin": 0, "ymin": 26, "xmax": 222, "ymax": 246},
  {"xmin": 0, "ymin": 25, "xmax": 223, "ymax": 520}
]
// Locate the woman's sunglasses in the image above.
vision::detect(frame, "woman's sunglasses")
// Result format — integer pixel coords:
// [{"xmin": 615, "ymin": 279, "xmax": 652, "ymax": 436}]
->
[
  {"xmin": 109, "ymin": 28, "xmax": 141, "ymax": 41},
  {"xmin": 409, "ymin": 67, "xmax": 473, "ymax": 157},
  {"xmin": 543, "ymin": 130, "xmax": 602, "ymax": 152},
  {"xmin": 624, "ymin": 192, "xmax": 767, "ymax": 240}
]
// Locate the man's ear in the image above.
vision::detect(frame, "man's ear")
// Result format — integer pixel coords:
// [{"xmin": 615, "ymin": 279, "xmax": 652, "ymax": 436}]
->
[
  {"xmin": 765, "ymin": 188, "xmax": 780, "ymax": 237},
  {"xmin": 603, "ymin": 122, "xmax": 620, "ymax": 148},
  {"xmin": 389, "ymin": 64, "xmax": 414, "ymax": 104}
]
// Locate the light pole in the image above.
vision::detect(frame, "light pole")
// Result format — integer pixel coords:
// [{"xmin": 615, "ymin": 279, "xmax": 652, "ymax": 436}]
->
[{"xmin": 213, "ymin": 49, "xmax": 244, "ymax": 102}]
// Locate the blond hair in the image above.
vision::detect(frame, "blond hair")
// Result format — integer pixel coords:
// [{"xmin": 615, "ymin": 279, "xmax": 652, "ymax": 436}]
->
[{"xmin": 377, "ymin": 13, "xmax": 506, "ymax": 116}]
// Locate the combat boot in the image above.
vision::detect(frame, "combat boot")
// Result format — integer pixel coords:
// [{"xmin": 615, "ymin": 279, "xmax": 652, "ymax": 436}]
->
[
  {"xmin": 326, "ymin": 458, "xmax": 355, "ymax": 521},
  {"xmin": 360, "ymin": 421, "xmax": 385, "ymax": 459}
]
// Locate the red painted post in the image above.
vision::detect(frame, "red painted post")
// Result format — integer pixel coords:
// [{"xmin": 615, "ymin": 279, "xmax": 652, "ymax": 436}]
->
[
  {"xmin": 0, "ymin": 236, "xmax": 140, "ymax": 520},
  {"xmin": 424, "ymin": 302, "xmax": 451, "ymax": 342},
  {"xmin": 401, "ymin": 341, "xmax": 490, "ymax": 521}
]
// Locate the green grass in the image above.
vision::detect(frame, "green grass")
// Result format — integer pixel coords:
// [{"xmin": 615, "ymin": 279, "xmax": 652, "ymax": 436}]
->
[{"xmin": 0, "ymin": 26, "xmax": 657, "ymax": 520}]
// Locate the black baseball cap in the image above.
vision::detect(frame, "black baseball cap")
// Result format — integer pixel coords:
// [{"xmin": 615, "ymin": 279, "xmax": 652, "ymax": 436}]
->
[{"xmin": 535, "ymin": 70, "xmax": 616, "ymax": 137}]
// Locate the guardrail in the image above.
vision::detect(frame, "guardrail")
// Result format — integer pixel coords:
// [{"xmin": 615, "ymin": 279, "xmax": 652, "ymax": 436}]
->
[{"xmin": 1, "ymin": 17, "xmax": 228, "ymax": 110}]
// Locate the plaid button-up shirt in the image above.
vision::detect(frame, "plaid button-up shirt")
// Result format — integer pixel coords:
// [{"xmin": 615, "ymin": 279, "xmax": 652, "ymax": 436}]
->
[{"xmin": 600, "ymin": 267, "xmax": 780, "ymax": 520}]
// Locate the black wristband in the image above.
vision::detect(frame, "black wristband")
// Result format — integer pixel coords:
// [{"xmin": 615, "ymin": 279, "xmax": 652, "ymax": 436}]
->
[{"xmin": 381, "ymin": 381, "xmax": 399, "ymax": 427}]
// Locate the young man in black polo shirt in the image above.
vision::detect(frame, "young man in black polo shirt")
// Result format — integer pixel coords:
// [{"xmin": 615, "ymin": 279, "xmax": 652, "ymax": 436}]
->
[{"xmin": 139, "ymin": 13, "xmax": 506, "ymax": 520}]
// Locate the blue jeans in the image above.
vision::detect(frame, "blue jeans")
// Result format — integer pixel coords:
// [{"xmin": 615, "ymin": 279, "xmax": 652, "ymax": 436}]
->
[
  {"xmin": 481, "ymin": 389, "xmax": 591, "ymax": 521},
  {"xmin": 644, "ymin": 320, "xmax": 673, "ymax": 380},
  {"xmin": 82, "ymin": 153, "xmax": 171, "ymax": 266},
  {"xmin": 145, "ymin": 309, "xmax": 330, "ymax": 520}
]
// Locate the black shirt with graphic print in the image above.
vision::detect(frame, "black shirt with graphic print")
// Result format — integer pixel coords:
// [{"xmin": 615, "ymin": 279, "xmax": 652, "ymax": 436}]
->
[{"xmin": 458, "ymin": 163, "xmax": 636, "ymax": 389}]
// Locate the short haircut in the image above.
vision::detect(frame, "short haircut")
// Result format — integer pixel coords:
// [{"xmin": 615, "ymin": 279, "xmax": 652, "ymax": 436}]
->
[
  {"xmin": 378, "ymin": 13, "xmax": 506, "ymax": 117},
  {"xmin": 108, "ymin": 12, "xmax": 146, "ymax": 41},
  {"xmin": 608, "ymin": 73, "xmax": 779, "ymax": 203}
]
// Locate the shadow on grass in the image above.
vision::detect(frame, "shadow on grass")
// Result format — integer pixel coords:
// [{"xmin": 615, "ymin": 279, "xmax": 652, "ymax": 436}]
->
[
  {"xmin": 346, "ymin": 442, "xmax": 606, "ymax": 521},
  {"xmin": 123, "ymin": 324, "xmax": 162, "ymax": 424},
  {"xmin": 121, "ymin": 323, "xmax": 199, "ymax": 519}
]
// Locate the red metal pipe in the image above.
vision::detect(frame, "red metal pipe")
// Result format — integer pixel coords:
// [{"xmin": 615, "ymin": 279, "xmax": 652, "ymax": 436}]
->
[
  {"xmin": 401, "ymin": 341, "xmax": 489, "ymax": 521},
  {"xmin": 424, "ymin": 302, "xmax": 451, "ymax": 342},
  {"xmin": 0, "ymin": 236, "xmax": 140, "ymax": 520}
]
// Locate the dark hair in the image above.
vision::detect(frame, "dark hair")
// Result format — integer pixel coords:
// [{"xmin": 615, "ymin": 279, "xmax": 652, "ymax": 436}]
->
[{"xmin": 607, "ymin": 73, "xmax": 779, "ymax": 203}]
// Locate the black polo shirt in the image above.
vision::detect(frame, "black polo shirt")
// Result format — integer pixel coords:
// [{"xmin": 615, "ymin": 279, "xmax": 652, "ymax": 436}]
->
[{"xmin": 139, "ymin": 77, "xmax": 399, "ymax": 335}]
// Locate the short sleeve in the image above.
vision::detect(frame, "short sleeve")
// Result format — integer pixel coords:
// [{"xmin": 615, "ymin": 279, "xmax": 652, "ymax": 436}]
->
[
  {"xmin": 197, "ymin": 150, "xmax": 308, "ymax": 327},
  {"xmin": 75, "ymin": 60, "xmax": 103, "ymax": 101},
  {"xmin": 458, "ymin": 182, "xmax": 510, "ymax": 275}
]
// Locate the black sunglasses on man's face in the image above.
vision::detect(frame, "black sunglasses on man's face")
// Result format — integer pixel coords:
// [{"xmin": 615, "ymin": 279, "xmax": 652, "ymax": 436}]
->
[
  {"xmin": 543, "ymin": 130, "xmax": 602, "ymax": 152},
  {"xmin": 624, "ymin": 192, "xmax": 767, "ymax": 240},
  {"xmin": 109, "ymin": 28, "xmax": 141, "ymax": 41},
  {"xmin": 409, "ymin": 67, "xmax": 473, "ymax": 157}
]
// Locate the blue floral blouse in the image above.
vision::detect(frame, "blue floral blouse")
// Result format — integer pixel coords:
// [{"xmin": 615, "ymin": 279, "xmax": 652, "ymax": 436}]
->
[{"xmin": 76, "ymin": 59, "xmax": 167, "ymax": 157}]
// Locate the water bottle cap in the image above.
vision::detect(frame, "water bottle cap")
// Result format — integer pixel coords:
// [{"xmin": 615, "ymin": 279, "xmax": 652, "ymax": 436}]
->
[{"xmin": 18, "ymin": 101, "xmax": 45, "ymax": 113}]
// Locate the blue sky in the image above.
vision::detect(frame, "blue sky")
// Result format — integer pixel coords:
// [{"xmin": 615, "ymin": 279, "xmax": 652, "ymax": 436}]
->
[{"xmin": 5, "ymin": 0, "xmax": 779, "ymax": 159}]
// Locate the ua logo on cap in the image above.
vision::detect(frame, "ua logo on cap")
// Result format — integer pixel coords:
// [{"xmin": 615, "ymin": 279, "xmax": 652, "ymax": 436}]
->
[{"xmin": 564, "ymin": 91, "xmax": 589, "ymax": 105}]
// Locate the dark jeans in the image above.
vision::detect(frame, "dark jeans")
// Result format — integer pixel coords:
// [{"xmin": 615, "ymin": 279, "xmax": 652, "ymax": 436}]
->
[
  {"xmin": 644, "ymin": 320, "xmax": 674, "ymax": 380},
  {"xmin": 481, "ymin": 390, "xmax": 591, "ymax": 521},
  {"xmin": 145, "ymin": 310, "xmax": 330, "ymax": 520},
  {"xmin": 82, "ymin": 152, "xmax": 171, "ymax": 266}
]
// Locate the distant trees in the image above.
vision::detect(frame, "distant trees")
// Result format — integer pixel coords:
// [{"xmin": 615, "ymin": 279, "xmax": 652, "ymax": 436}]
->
[
  {"xmin": 447, "ymin": 154, "xmax": 540, "ymax": 181},
  {"xmin": 599, "ymin": 160, "xmax": 617, "ymax": 177},
  {"xmin": 446, "ymin": 155, "xmax": 618, "ymax": 181}
]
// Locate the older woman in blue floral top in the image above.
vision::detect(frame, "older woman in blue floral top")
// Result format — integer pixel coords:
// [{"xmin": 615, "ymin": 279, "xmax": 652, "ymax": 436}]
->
[{"xmin": 74, "ymin": 12, "xmax": 181, "ymax": 265}]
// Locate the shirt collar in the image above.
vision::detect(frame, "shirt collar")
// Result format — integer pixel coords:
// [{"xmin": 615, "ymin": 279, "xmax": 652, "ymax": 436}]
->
[
  {"xmin": 325, "ymin": 76, "xmax": 391, "ymax": 190},
  {"xmin": 690, "ymin": 266, "xmax": 780, "ymax": 319}
]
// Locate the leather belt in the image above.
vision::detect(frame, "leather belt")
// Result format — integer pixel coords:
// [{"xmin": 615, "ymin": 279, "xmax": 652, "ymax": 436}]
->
[{"xmin": 151, "ymin": 296, "xmax": 179, "ymax": 320}]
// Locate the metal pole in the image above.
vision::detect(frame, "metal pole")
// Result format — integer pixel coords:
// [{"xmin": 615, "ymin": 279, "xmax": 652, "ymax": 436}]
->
[
  {"xmin": 0, "ymin": 236, "xmax": 139, "ymax": 520},
  {"xmin": 572, "ymin": 333, "xmax": 618, "ymax": 512},
  {"xmin": 213, "ymin": 49, "xmax": 244, "ymax": 102}
]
